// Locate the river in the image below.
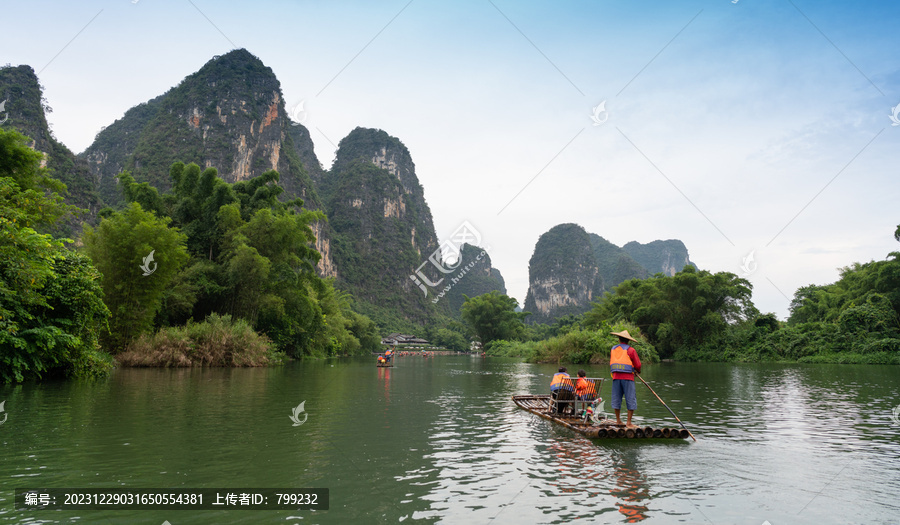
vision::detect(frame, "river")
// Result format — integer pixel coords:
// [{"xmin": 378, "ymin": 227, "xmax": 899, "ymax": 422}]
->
[{"xmin": 1, "ymin": 357, "xmax": 898, "ymax": 524}]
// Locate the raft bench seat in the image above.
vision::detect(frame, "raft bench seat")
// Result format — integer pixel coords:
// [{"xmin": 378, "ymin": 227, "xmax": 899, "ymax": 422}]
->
[
  {"xmin": 574, "ymin": 378, "xmax": 603, "ymax": 416},
  {"xmin": 550, "ymin": 378, "xmax": 577, "ymax": 415}
]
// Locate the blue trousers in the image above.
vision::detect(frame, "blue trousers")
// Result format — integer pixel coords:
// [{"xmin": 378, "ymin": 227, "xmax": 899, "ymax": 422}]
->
[{"xmin": 611, "ymin": 379, "xmax": 637, "ymax": 411}]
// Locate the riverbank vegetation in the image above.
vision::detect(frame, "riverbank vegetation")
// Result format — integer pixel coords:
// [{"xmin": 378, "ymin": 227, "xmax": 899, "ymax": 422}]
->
[
  {"xmin": 524, "ymin": 242, "xmax": 898, "ymax": 365},
  {"xmin": 116, "ymin": 314, "xmax": 281, "ymax": 367},
  {"xmin": 455, "ymin": 232, "xmax": 900, "ymax": 367},
  {"xmin": 674, "ymin": 252, "xmax": 900, "ymax": 364},
  {"xmin": 0, "ymin": 127, "xmax": 380, "ymax": 382},
  {"xmin": 455, "ymin": 291, "xmax": 659, "ymax": 364},
  {"xmin": 489, "ymin": 323, "xmax": 660, "ymax": 365},
  {"xmin": 99, "ymin": 162, "xmax": 381, "ymax": 360},
  {"xmin": 0, "ymin": 129, "xmax": 112, "ymax": 382}
]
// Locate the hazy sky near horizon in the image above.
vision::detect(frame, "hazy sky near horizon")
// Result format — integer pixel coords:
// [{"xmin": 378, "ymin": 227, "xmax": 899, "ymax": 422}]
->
[{"xmin": 4, "ymin": 0, "xmax": 900, "ymax": 320}]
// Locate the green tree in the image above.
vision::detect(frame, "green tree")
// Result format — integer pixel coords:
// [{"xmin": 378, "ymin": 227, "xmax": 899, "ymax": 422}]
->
[
  {"xmin": 461, "ymin": 291, "xmax": 528, "ymax": 346},
  {"xmin": 0, "ymin": 128, "xmax": 78, "ymax": 230},
  {"xmin": 788, "ymin": 246, "xmax": 900, "ymax": 325},
  {"xmin": 585, "ymin": 266, "xmax": 754, "ymax": 358},
  {"xmin": 347, "ymin": 309, "xmax": 382, "ymax": 354},
  {"xmin": 114, "ymin": 160, "xmax": 378, "ymax": 359},
  {"xmin": 0, "ymin": 128, "xmax": 110, "ymax": 382},
  {"xmin": 432, "ymin": 328, "xmax": 469, "ymax": 352},
  {"xmin": 218, "ymin": 202, "xmax": 327, "ymax": 356},
  {"xmin": 82, "ymin": 202, "xmax": 189, "ymax": 350}
]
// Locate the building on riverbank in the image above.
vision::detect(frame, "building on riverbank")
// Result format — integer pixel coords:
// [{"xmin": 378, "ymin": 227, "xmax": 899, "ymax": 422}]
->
[{"xmin": 381, "ymin": 333, "xmax": 431, "ymax": 346}]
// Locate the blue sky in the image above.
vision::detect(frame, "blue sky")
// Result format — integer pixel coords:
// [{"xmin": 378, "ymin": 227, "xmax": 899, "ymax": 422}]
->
[{"xmin": 4, "ymin": 0, "xmax": 900, "ymax": 319}]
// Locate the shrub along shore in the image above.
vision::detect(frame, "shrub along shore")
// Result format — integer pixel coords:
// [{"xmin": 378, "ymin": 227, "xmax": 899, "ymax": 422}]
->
[
  {"xmin": 116, "ymin": 314, "xmax": 283, "ymax": 367},
  {"xmin": 487, "ymin": 322, "xmax": 660, "ymax": 365}
]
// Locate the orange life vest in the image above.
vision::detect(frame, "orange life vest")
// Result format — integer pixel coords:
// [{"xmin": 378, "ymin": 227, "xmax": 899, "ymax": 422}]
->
[
  {"xmin": 576, "ymin": 377, "xmax": 597, "ymax": 397},
  {"xmin": 550, "ymin": 372, "xmax": 572, "ymax": 391},
  {"xmin": 610, "ymin": 344, "xmax": 634, "ymax": 375}
]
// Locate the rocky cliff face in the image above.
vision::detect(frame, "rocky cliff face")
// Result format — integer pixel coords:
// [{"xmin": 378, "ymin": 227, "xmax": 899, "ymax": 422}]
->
[
  {"xmin": 4, "ymin": 51, "xmax": 478, "ymax": 329},
  {"xmin": 78, "ymin": 49, "xmax": 334, "ymax": 276},
  {"xmin": 288, "ymin": 123, "xmax": 324, "ymax": 183},
  {"xmin": 589, "ymin": 233, "xmax": 649, "ymax": 289},
  {"xmin": 82, "ymin": 50, "xmax": 319, "ymax": 203},
  {"xmin": 325, "ymin": 128, "xmax": 447, "ymax": 326},
  {"xmin": 443, "ymin": 243, "xmax": 507, "ymax": 315},
  {"xmin": 80, "ymin": 95, "xmax": 162, "ymax": 206},
  {"xmin": 526, "ymin": 225, "xmax": 697, "ymax": 323},
  {"xmin": 0, "ymin": 65, "xmax": 100, "ymax": 227},
  {"xmin": 622, "ymin": 239, "xmax": 695, "ymax": 276},
  {"xmin": 524, "ymin": 223, "xmax": 603, "ymax": 323}
]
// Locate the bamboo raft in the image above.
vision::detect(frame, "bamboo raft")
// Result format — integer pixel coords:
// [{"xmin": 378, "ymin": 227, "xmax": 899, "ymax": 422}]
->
[
  {"xmin": 376, "ymin": 361, "xmax": 394, "ymax": 368},
  {"xmin": 513, "ymin": 395, "xmax": 690, "ymax": 439}
]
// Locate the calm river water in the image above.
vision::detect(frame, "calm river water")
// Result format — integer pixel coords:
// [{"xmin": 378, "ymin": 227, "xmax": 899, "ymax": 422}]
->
[{"xmin": 1, "ymin": 357, "xmax": 899, "ymax": 524}]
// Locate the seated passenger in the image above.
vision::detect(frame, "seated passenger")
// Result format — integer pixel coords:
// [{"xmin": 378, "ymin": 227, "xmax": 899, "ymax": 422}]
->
[
  {"xmin": 550, "ymin": 367, "xmax": 573, "ymax": 392},
  {"xmin": 575, "ymin": 370, "xmax": 597, "ymax": 400},
  {"xmin": 550, "ymin": 367, "xmax": 575, "ymax": 414}
]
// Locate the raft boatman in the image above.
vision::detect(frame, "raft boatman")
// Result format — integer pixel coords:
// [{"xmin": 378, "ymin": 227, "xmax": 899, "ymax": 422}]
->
[
  {"xmin": 610, "ymin": 330, "xmax": 641, "ymax": 429},
  {"xmin": 385, "ymin": 346, "xmax": 394, "ymax": 362}
]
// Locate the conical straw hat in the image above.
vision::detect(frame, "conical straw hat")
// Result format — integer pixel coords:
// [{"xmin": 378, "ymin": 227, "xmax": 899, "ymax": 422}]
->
[{"xmin": 610, "ymin": 330, "xmax": 638, "ymax": 343}]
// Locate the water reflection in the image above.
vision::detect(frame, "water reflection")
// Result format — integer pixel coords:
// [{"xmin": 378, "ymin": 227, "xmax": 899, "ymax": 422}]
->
[
  {"xmin": 542, "ymin": 439, "xmax": 653, "ymax": 523},
  {"xmin": 378, "ymin": 366, "xmax": 391, "ymax": 403},
  {"xmin": 3, "ymin": 359, "xmax": 899, "ymax": 524}
]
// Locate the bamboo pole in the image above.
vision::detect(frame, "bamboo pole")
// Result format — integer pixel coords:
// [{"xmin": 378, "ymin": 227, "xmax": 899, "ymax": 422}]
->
[{"xmin": 635, "ymin": 373, "xmax": 697, "ymax": 442}]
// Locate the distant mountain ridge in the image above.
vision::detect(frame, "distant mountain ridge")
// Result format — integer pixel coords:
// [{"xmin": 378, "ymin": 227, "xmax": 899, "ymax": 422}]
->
[
  {"xmin": 0, "ymin": 65, "xmax": 101, "ymax": 229},
  {"xmin": 622, "ymin": 239, "xmax": 694, "ymax": 277},
  {"xmin": 81, "ymin": 49, "xmax": 321, "ymax": 209},
  {"xmin": 4, "ymin": 49, "xmax": 691, "ymax": 332},
  {"xmin": 524, "ymin": 224, "xmax": 604, "ymax": 323},
  {"xmin": 444, "ymin": 243, "xmax": 506, "ymax": 315},
  {"xmin": 323, "ymin": 127, "xmax": 447, "ymax": 326},
  {"xmin": 526, "ymin": 224, "xmax": 696, "ymax": 323}
]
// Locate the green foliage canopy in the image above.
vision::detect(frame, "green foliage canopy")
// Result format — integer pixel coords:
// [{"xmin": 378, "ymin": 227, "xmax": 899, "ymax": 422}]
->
[
  {"xmin": 82, "ymin": 202, "xmax": 190, "ymax": 351},
  {"xmin": 461, "ymin": 291, "xmax": 528, "ymax": 346},
  {"xmin": 789, "ymin": 253, "xmax": 900, "ymax": 324},
  {"xmin": 432, "ymin": 328, "xmax": 469, "ymax": 352},
  {"xmin": 0, "ymin": 128, "xmax": 111, "ymax": 382},
  {"xmin": 109, "ymin": 161, "xmax": 376, "ymax": 357},
  {"xmin": 585, "ymin": 266, "xmax": 754, "ymax": 358}
]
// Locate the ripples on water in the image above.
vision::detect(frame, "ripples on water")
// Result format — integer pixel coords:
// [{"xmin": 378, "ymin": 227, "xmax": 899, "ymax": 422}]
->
[
  {"xmin": 1, "ymin": 359, "xmax": 898, "ymax": 524},
  {"xmin": 400, "ymin": 361, "xmax": 900, "ymax": 524}
]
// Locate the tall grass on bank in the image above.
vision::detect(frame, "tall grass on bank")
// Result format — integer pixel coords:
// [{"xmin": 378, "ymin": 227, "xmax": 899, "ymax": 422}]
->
[
  {"xmin": 117, "ymin": 314, "xmax": 282, "ymax": 367},
  {"xmin": 487, "ymin": 323, "xmax": 659, "ymax": 365}
]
